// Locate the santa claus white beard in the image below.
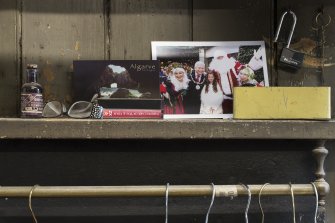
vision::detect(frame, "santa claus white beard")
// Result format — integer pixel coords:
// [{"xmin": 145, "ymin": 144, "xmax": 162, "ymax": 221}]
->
[
  {"xmin": 209, "ymin": 58, "xmax": 235, "ymax": 76},
  {"xmin": 170, "ymin": 75, "xmax": 190, "ymax": 92},
  {"xmin": 209, "ymin": 58, "xmax": 236, "ymax": 95}
]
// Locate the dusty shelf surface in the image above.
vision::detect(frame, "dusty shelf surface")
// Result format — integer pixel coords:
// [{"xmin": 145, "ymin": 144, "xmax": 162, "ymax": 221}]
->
[{"xmin": 0, "ymin": 118, "xmax": 334, "ymax": 139}]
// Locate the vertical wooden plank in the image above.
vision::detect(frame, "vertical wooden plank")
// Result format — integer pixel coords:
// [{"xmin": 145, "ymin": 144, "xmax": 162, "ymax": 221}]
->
[
  {"xmin": 276, "ymin": 1, "xmax": 335, "ymax": 117},
  {"xmin": 22, "ymin": 0, "xmax": 106, "ymax": 106},
  {"xmin": 193, "ymin": 0, "xmax": 272, "ymax": 41},
  {"xmin": 109, "ymin": 0, "xmax": 192, "ymax": 60},
  {"xmin": 0, "ymin": 1, "xmax": 19, "ymax": 117}
]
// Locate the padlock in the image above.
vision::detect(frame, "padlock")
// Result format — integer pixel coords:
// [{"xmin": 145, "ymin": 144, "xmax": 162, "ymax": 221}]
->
[{"xmin": 274, "ymin": 11, "xmax": 304, "ymax": 69}]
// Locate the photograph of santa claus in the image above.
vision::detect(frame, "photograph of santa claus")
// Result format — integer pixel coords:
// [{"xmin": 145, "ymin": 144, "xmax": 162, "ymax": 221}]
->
[{"xmin": 152, "ymin": 41, "xmax": 269, "ymax": 118}]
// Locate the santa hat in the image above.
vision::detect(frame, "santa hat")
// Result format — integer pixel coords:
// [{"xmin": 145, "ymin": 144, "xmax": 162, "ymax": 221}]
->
[
  {"xmin": 214, "ymin": 49, "xmax": 227, "ymax": 59},
  {"xmin": 173, "ymin": 67, "xmax": 186, "ymax": 75}
]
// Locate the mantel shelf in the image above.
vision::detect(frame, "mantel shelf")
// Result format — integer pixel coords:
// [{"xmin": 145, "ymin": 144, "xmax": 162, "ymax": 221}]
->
[{"xmin": 0, "ymin": 118, "xmax": 335, "ymax": 140}]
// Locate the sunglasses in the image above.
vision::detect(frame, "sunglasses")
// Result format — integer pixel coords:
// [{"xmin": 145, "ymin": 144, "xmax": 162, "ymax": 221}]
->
[{"xmin": 42, "ymin": 94, "xmax": 103, "ymax": 119}]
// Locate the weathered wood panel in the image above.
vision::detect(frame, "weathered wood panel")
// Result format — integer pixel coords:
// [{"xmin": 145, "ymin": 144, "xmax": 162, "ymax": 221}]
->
[
  {"xmin": 0, "ymin": 1, "xmax": 19, "ymax": 117},
  {"xmin": 109, "ymin": 0, "xmax": 192, "ymax": 59},
  {"xmin": 193, "ymin": 0, "xmax": 272, "ymax": 41},
  {"xmin": 22, "ymin": 0, "xmax": 106, "ymax": 106},
  {"xmin": 0, "ymin": 1, "xmax": 333, "ymax": 223},
  {"xmin": 275, "ymin": 1, "xmax": 335, "ymax": 117}
]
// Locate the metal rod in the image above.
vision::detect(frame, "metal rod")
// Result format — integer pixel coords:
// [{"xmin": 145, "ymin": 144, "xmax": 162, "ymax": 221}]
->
[{"xmin": 0, "ymin": 183, "xmax": 329, "ymax": 198}]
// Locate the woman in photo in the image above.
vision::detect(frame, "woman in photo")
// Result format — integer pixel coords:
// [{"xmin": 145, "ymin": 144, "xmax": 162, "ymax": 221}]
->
[
  {"xmin": 200, "ymin": 70, "xmax": 224, "ymax": 114},
  {"xmin": 160, "ymin": 68, "xmax": 190, "ymax": 114},
  {"xmin": 238, "ymin": 66, "xmax": 264, "ymax": 87}
]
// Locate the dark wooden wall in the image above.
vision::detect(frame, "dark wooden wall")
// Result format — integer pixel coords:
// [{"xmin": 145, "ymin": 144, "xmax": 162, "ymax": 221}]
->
[
  {"xmin": 275, "ymin": 0, "xmax": 335, "ymax": 107},
  {"xmin": 2, "ymin": 0, "xmax": 334, "ymax": 115},
  {"xmin": 0, "ymin": 0, "xmax": 272, "ymax": 116},
  {"xmin": 0, "ymin": 139, "xmax": 327, "ymax": 223},
  {"xmin": 0, "ymin": 1, "xmax": 19, "ymax": 117},
  {"xmin": 0, "ymin": 0, "xmax": 334, "ymax": 223}
]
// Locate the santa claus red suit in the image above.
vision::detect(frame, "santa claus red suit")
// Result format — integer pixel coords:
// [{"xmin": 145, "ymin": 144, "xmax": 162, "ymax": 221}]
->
[{"xmin": 209, "ymin": 50, "xmax": 243, "ymax": 113}]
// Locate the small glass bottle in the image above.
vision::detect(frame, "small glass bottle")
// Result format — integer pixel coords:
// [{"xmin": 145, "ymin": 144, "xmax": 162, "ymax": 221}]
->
[{"xmin": 20, "ymin": 64, "xmax": 44, "ymax": 118}]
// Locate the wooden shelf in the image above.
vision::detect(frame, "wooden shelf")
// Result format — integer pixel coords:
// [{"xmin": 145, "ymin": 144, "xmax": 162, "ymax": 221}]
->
[{"xmin": 0, "ymin": 118, "xmax": 334, "ymax": 139}]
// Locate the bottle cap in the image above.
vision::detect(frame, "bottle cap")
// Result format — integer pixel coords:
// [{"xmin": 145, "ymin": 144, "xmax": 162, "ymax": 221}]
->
[{"xmin": 27, "ymin": 64, "xmax": 38, "ymax": 69}]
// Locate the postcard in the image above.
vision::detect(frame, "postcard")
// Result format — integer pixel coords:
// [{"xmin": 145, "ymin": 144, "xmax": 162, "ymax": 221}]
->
[
  {"xmin": 152, "ymin": 41, "xmax": 269, "ymax": 119},
  {"xmin": 73, "ymin": 60, "xmax": 161, "ymax": 110}
]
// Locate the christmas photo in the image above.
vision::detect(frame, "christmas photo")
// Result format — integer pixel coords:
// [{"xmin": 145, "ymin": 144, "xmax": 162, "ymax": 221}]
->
[{"xmin": 151, "ymin": 41, "xmax": 269, "ymax": 119}]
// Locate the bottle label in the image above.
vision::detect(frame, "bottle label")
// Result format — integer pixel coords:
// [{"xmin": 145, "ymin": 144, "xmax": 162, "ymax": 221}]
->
[{"xmin": 21, "ymin": 93, "xmax": 44, "ymax": 118}]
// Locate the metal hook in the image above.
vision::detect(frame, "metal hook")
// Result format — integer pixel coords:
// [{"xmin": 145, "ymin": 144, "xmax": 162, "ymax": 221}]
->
[
  {"xmin": 205, "ymin": 183, "xmax": 216, "ymax": 223},
  {"xmin": 274, "ymin": 10, "xmax": 297, "ymax": 48},
  {"xmin": 311, "ymin": 12, "xmax": 329, "ymax": 31},
  {"xmin": 311, "ymin": 182, "xmax": 319, "ymax": 223},
  {"xmin": 289, "ymin": 183, "xmax": 296, "ymax": 223},
  {"xmin": 165, "ymin": 183, "xmax": 169, "ymax": 223},
  {"xmin": 258, "ymin": 183, "xmax": 270, "ymax": 223},
  {"xmin": 29, "ymin": 185, "xmax": 39, "ymax": 223},
  {"xmin": 240, "ymin": 184, "xmax": 251, "ymax": 223},
  {"xmin": 312, "ymin": 11, "xmax": 332, "ymax": 31},
  {"xmin": 316, "ymin": 12, "xmax": 331, "ymax": 28}
]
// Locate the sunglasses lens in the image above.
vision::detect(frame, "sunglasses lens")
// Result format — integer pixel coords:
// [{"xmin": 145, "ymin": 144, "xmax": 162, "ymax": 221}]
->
[
  {"xmin": 67, "ymin": 101, "xmax": 93, "ymax": 118},
  {"xmin": 42, "ymin": 101, "xmax": 63, "ymax": 118}
]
